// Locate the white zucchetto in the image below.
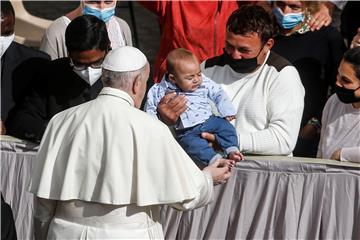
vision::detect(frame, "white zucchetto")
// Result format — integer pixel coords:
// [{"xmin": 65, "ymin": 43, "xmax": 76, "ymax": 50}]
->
[{"xmin": 102, "ymin": 46, "xmax": 147, "ymax": 72}]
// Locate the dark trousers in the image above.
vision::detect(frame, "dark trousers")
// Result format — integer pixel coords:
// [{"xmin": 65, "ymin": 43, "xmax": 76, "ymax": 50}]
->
[{"xmin": 1, "ymin": 194, "xmax": 17, "ymax": 240}]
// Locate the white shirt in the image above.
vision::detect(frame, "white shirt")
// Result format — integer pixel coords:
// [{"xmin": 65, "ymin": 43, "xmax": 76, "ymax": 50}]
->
[
  {"xmin": 30, "ymin": 87, "xmax": 213, "ymax": 239},
  {"xmin": 317, "ymin": 94, "xmax": 360, "ymax": 162},
  {"xmin": 201, "ymin": 51, "xmax": 305, "ymax": 155}
]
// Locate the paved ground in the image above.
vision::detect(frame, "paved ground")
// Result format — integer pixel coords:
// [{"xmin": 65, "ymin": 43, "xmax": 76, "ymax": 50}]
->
[{"xmin": 23, "ymin": 1, "xmax": 160, "ymax": 84}]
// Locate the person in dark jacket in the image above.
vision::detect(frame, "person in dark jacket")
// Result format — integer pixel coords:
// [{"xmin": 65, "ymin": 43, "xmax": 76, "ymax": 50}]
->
[
  {"xmin": 7, "ymin": 15, "xmax": 111, "ymax": 142},
  {"xmin": 0, "ymin": 0, "xmax": 50, "ymax": 135},
  {"xmin": 1, "ymin": 193, "xmax": 17, "ymax": 240}
]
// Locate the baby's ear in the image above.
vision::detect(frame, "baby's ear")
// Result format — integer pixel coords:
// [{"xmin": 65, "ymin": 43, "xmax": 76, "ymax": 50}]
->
[{"xmin": 168, "ymin": 73, "xmax": 176, "ymax": 83}]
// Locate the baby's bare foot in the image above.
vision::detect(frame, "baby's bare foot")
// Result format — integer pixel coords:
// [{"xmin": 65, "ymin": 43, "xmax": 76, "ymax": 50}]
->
[{"xmin": 228, "ymin": 151, "xmax": 244, "ymax": 162}]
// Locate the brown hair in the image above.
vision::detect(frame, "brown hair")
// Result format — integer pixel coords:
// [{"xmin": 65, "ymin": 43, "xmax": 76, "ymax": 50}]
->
[{"xmin": 166, "ymin": 48, "xmax": 198, "ymax": 75}]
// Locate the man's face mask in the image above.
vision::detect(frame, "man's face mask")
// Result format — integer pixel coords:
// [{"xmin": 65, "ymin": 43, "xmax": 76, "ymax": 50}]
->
[
  {"xmin": 72, "ymin": 66, "xmax": 102, "ymax": 86},
  {"xmin": 273, "ymin": 7, "xmax": 304, "ymax": 29},
  {"xmin": 83, "ymin": 4, "xmax": 115, "ymax": 23},
  {"xmin": 0, "ymin": 33, "xmax": 14, "ymax": 57},
  {"xmin": 334, "ymin": 85, "xmax": 360, "ymax": 104},
  {"xmin": 223, "ymin": 46, "xmax": 262, "ymax": 74}
]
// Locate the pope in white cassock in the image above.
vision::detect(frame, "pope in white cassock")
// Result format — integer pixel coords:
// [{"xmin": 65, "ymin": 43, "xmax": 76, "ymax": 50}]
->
[{"xmin": 29, "ymin": 46, "xmax": 232, "ymax": 239}]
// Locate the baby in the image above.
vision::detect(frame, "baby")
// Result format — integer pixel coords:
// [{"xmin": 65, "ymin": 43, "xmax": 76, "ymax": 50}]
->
[{"xmin": 146, "ymin": 48, "xmax": 243, "ymax": 165}]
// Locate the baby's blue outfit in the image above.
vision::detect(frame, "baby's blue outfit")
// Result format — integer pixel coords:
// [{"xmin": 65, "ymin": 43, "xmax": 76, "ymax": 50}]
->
[{"xmin": 146, "ymin": 74, "xmax": 239, "ymax": 165}]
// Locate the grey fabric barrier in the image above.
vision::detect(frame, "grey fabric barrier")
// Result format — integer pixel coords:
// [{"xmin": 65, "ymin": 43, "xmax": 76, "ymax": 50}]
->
[
  {"xmin": 1, "ymin": 137, "xmax": 360, "ymax": 240},
  {"xmin": 1, "ymin": 138, "xmax": 38, "ymax": 240},
  {"xmin": 161, "ymin": 157, "xmax": 360, "ymax": 239}
]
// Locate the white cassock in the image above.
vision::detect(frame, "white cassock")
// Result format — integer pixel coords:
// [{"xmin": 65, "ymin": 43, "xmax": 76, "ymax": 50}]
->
[{"xmin": 29, "ymin": 87, "xmax": 213, "ymax": 239}]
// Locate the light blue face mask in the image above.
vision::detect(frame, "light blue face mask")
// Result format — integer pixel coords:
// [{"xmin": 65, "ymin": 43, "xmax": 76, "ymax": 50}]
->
[
  {"xmin": 83, "ymin": 5, "xmax": 115, "ymax": 23},
  {"xmin": 273, "ymin": 7, "xmax": 304, "ymax": 29}
]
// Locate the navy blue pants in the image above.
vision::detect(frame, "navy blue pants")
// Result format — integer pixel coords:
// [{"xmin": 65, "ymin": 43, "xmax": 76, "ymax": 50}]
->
[{"xmin": 175, "ymin": 116, "xmax": 239, "ymax": 165}]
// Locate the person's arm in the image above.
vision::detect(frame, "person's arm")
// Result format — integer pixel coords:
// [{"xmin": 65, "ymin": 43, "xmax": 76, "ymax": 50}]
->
[
  {"xmin": 170, "ymin": 159, "xmax": 232, "ymax": 211},
  {"xmin": 240, "ymin": 67, "xmax": 304, "ymax": 155},
  {"xmin": 330, "ymin": 147, "xmax": 360, "ymax": 163},
  {"xmin": 34, "ymin": 197, "xmax": 57, "ymax": 240},
  {"xmin": 205, "ymin": 77, "xmax": 237, "ymax": 118},
  {"xmin": 170, "ymin": 169, "xmax": 213, "ymax": 211},
  {"xmin": 340, "ymin": 147, "xmax": 360, "ymax": 163},
  {"xmin": 316, "ymin": 95, "xmax": 332, "ymax": 159},
  {"xmin": 350, "ymin": 28, "xmax": 360, "ymax": 49}
]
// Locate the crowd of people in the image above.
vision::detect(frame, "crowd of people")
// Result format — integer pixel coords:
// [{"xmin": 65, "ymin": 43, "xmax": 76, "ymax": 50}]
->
[{"xmin": 1, "ymin": 0, "xmax": 360, "ymax": 239}]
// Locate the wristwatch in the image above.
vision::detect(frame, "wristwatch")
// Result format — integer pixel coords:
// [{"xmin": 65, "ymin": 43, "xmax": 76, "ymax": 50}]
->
[{"xmin": 307, "ymin": 117, "xmax": 321, "ymax": 131}]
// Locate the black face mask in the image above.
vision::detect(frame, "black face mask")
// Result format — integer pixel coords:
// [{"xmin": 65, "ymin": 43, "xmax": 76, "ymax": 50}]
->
[
  {"xmin": 223, "ymin": 48, "xmax": 261, "ymax": 73},
  {"xmin": 334, "ymin": 85, "xmax": 360, "ymax": 104}
]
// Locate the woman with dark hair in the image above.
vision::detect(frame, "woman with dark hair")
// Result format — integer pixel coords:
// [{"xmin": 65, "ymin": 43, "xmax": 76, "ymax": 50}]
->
[
  {"xmin": 317, "ymin": 47, "xmax": 360, "ymax": 162},
  {"xmin": 271, "ymin": 0, "xmax": 345, "ymax": 157}
]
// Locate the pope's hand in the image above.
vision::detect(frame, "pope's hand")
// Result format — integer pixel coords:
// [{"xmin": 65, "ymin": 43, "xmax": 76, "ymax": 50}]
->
[
  {"xmin": 157, "ymin": 92, "xmax": 187, "ymax": 125},
  {"xmin": 204, "ymin": 158, "xmax": 233, "ymax": 185}
]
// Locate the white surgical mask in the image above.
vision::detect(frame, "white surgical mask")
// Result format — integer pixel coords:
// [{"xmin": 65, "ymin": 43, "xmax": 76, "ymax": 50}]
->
[
  {"xmin": 73, "ymin": 67, "xmax": 102, "ymax": 86},
  {"xmin": 0, "ymin": 33, "xmax": 14, "ymax": 57}
]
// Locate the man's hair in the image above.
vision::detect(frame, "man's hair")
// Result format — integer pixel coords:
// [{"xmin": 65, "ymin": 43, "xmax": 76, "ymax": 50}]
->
[
  {"xmin": 166, "ymin": 48, "xmax": 198, "ymax": 75},
  {"xmin": 226, "ymin": 5, "xmax": 275, "ymax": 44},
  {"xmin": 65, "ymin": 15, "xmax": 110, "ymax": 53},
  {"xmin": 102, "ymin": 64, "xmax": 148, "ymax": 90},
  {"xmin": 1, "ymin": 0, "xmax": 15, "ymax": 16},
  {"xmin": 343, "ymin": 47, "xmax": 360, "ymax": 80}
]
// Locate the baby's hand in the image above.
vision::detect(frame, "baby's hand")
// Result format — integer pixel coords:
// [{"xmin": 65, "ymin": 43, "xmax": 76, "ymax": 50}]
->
[{"xmin": 225, "ymin": 115, "xmax": 236, "ymax": 122}]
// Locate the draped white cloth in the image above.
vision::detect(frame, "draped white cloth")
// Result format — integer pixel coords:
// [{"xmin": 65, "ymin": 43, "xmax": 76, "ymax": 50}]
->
[
  {"xmin": 30, "ymin": 87, "xmax": 211, "ymax": 206},
  {"xmin": 29, "ymin": 87, "xmax": 213, "ymax": 239}
]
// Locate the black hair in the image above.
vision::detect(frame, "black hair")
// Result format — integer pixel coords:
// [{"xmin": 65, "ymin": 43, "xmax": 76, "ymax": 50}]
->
[
  {"xmin": 65, "ymin": 15, "xmax": 110, "ymax": 53},
  {"xmin": 343, "ymin": 47, "xmax": 360, "ymax": 80},
  {"xmin": 1, "ymin": 0, "xmax": 15, "ymax": 16},
  {"xmin": 226, "ymin": 4, "xmax": 276, "ymax": 44}
]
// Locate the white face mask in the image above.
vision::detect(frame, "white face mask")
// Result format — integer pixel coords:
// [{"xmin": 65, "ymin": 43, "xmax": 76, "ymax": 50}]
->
[
  {"xmin": 73, "ymin": 67, "xmax": 102, "ymax": 86},
  {"xmin": 0, "ymin": 33, "xmax": 14, "ymax": 57}
]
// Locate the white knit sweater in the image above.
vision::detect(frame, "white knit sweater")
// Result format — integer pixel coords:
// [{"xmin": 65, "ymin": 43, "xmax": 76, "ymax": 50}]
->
[{"xmin": 202, "ymin": 51, "xmax": 305, "ymax": 155}]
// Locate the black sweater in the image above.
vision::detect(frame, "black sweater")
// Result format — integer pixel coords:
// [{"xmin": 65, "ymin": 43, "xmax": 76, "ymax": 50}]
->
[
  {"xmin": 7, "ymin": 58, "xmax": 103, "ymax": 142},
  {"xmin": 272, "ymin": 26, "xmax": 345, "ymax": 126}
]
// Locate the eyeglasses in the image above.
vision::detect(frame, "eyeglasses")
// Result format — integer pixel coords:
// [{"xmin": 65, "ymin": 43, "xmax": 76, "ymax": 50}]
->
[{"xmin": 69, "ymin": 57, "xmax": 104, "ymax": 71}]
